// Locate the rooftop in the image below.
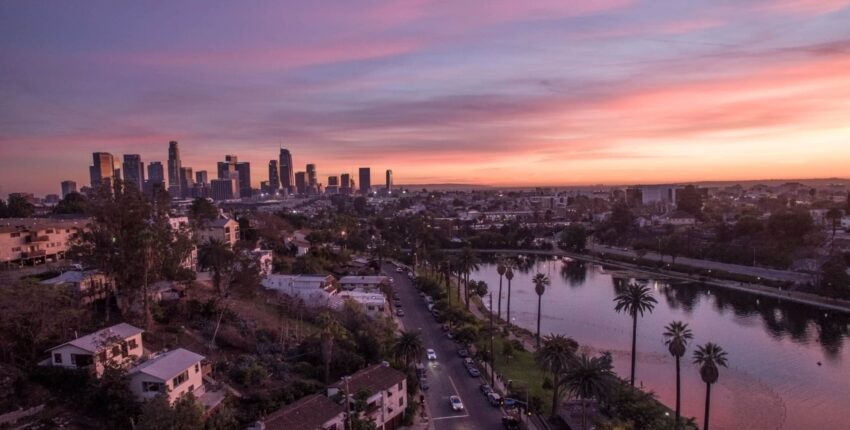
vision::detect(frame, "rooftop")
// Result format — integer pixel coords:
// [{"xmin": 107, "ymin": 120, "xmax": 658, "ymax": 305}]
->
[
  {"xmin": 130, "ymin": 348, "xmax": 204, "ymax": 381},
  {"xmin": 330, "ymin": 363, "xmax": 405, "ymax": 395},
  {"xmin": 261, "ymin": 394, "xmax": 343, "ymax": 430},
  {"xmin": 49, "ymin": 322, "xmax": 142, "ymax": 353}
]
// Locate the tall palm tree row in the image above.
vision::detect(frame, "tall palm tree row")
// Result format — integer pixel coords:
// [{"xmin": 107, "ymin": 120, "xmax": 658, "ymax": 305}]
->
[
  {"xmin": 613, "ymin": 282, "xmax": 657, "ymax": 386},
  {"xmin": 535, "ymin": 334, "xmax": 579, "ymax": 417},
  {"xmin": 663, "ymin": 321, "xmax": 694, "ymax": 429},
  {"xmin": 393, "ymin": 330, "xmax": 424, "ymax": 368},
  {"xmin": 505, "ymin": 266, "xmax": 514, "ymax": 331},
  {"xmin": 693, "ymin": 343, "xmax": 728, "ymax": 430},
  {"xmin": 562, "ymin": 354, "xmax": 615, "ymax": 430},
  {"xmin": 496, "ymin": 259, "xmax": 506, "ymax": 320},
  {"xmin": 458, "ymin": 247, "xmax": 479, "ymax": 310},
  {"xmin": 532, "ymin": 273, "xmax": 550, "ymax": 349}
]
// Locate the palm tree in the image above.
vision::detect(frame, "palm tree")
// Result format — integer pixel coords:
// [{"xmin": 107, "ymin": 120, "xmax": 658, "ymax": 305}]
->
[
  {"xmin": 532, "ymin": 273, "xmax": 550, "ymax": 349},
  {"xmin": 505, "ymin": 266, "xmax": 515, "ymax": 331},
  {"xmin": 663, "ymin": 321, "xmax": 694, "ymax": 429},
  {"xmin": 497, "ymin": 260, "xmax": 507, "ymax": 319},
  {"xmin": 393, "ymin": 330, "xmax": 424, "ymax": 368},
  {"xmin": 693, "ymin": 343, "xmax": 728, "ymax": 430},
  {"xmin": 458, "ymin": 247, "xmax": 479, "ymax": 310},
  {"xmin": 536, "ymin": 334, "xmax": 578, "ymax": 417},
  {"xmin": 613, "ymin": 282, "xmax": 657, "ymax": 386},
  {"xmin": 562, "ymin": 354, "xmax": 615, "ymax": 430},
  {"xmin": 316, "ymin": 312, "xmax": 347, "ymax": 386}
]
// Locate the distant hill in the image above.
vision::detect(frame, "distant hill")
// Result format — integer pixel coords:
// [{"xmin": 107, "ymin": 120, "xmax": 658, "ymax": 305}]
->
[
  {"xmin": 398, "ymin": 178, "xmax": 849, "ymax": 192},
  {"xmin": 397, "ymin": 183, "xmax": 492, "ymax": 191}
]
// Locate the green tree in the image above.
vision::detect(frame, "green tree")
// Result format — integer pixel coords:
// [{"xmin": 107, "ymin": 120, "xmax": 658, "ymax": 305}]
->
[
  {"xmin": 536, "ymin": 334, "xmax": 578, "ymax": 417},
  {"xmin": 198, "ymin": 239, "xmax": 240, "ymax": 346},
  {"xmin": 532, "ymin": 273, "xmax": 550, "ymax": 348},
  {"xmin": 85, "ymin": 365, "xmax": 139, "ymax": 428},
  {"xmin": 820, "ymin": 255, "xmax": 850, "ymax": 299},
  {"xmin": 317, "ymin": 312, "xmax": 348, "ymax": 385},
  {"xmin": 137, "ymin": 393, "xmax": 203, "ymax": 430},
  {"xmin": 676, "ymin": 185, "xmax": 703, "ymax": 217},
  {"xmin": 189, "ymin": 197, "xmax": 219, "ymax": 230},
  {"xmin": 693, "ymin": 343, "xmax": 729, "ymax": 430},
  {"xmin": 614, "ymin": 282, "xmax": 657, "ymax": 386},
  {"xmin": 53, "ymin": 192, "xmax": 87, "ymax": 214},
  {"xmin": 559, "ymin": 224, "xmax": 588, "ymax": 252},
  {"xmin": 826, "ymin": 208, "xmax": 844, "ymax": 237},
  {"xmin": 205, "ymin": 403, "xmax": 240, "ymax": 430},
  {"xmin": 563, "ymin": 354, "xmax": 615, "ymax": 430},
  {"xmin": 4, "ymin": 194, "xmax": 34, "ymax": 217},
  {"xmin": 663, "ymin": 321, "xmax": 694, "ymax": 429},
  {"xmin": 393, "ymin": 330, "xmax": 424, "ymax": 367}
]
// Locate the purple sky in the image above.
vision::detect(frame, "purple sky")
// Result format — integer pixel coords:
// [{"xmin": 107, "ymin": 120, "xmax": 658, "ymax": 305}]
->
[{"xmin": 2, "ymin": 1, "xmax": 850, "ymax": 196}]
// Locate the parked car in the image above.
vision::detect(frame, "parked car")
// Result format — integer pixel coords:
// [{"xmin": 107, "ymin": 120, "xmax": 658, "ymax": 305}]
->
[
  {"xmin": 480, "ymin": 383, "xmax": 493, "ymax": 395},
  {"xmin": 420, "ymin": 379, "xmax": 429, "ymax": 391},
  {"xmin": 449, "ymin": 395, "xmax": 464, "ymax": 411},
  {"xmin": 426, "ymin": 348, "xmax": 437, "ymax": 360},
  {"xmin": 396, "ymin": 267, "xmax": 405, "ymax": 273},
  {"xmin": 502, "ymin": 416, "xmax": 520, "ymax": 429},
  {"xmin": 488, "ymin": 392, "xmax": 503, "ymax": 407},
  {"xmin": 457, "ymin": 348, "xmax": 469, "ymax": 358},
  {"xmin": 463, "ymin": 357, "xmax": 474, "ymax": 367},
  {"xmin": 467, "ymin": 366, "xmax": 480, "ymax": 377},
  {"xmin": 396, "ymin": 309, "xmax": 405, "ymax": 317},
  {"xmin": 395, "ymin": 302, "xmax": 403, "ymax": 308}
]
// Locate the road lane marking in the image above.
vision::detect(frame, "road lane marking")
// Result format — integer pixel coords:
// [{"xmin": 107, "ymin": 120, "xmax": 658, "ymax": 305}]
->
[{"xmin": 431, "ymin": 414, "xmax": 470, "ymax": 421}]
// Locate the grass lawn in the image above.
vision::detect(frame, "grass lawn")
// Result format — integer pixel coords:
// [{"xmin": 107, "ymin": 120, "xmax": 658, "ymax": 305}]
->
[{"xmin": 476, "ymin": 334, "xmax": 553, "ymax": 415}]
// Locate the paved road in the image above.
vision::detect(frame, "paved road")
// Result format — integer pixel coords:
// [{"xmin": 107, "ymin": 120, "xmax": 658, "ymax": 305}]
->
[{"xmin": 385, "ymin": 263, "xmax": 505, "ymax": 430}]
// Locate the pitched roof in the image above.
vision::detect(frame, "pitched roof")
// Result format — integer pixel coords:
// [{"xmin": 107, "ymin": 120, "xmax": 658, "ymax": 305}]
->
[
  {"xmin": 130, "ymin": 348, "xmax": 204, "ymax": 381},
  {"xmin": 262, "ymin": 394, "xmax": 344, "ymax": 430},
  {"xmin": 330, "ymin": 363, "xmax": 406, "ymax": 395},
  {"xmin": 49, "ymin": 323, "xmax": 143, "ymax": 353}
]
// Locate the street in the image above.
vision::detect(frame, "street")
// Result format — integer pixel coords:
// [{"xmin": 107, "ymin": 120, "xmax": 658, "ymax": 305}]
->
[{"xmin": 385, "ymin": 263, "xmax": 506, "ymax": 430}]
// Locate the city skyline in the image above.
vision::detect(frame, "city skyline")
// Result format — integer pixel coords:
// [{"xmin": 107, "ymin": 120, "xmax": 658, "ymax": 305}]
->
[{"xmin": 3, "ymin": 1, "xmax": 850, "ymax": 195}]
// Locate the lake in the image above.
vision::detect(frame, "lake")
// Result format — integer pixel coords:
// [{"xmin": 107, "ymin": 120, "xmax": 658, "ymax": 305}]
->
[{"xmin": 472, "ymin": 257, "xmax": 850, "ymax": 429}]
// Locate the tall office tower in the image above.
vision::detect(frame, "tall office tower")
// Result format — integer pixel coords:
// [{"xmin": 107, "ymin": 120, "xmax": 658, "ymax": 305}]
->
[
  {"xmin": 294, "ymin": 171, "xmax": 307, "ymax": 195},
  {"xmin": 167, "ymin": 141, "xmax": 182, "ymax": 196},
  {"xmin": 358, "ymin": 167, "xmax": 371, "ymax": 195},
  {"xmin": 326, "ymin": 175, "xmax": 339, "ymax": 194},
  {"xmin": 340, "ymin": 173, "xmax": 351, "ymax": 194},
  {"xmin": 122, "ymin": 154, "xmax": 145, "ymax": 190},
  {"xmin": 217, "ymin": 155, "xmax": 237, "ymax": 180},
  {"xmin": 210, "ymin": 178, "xmax": 238, "ymax": 201},
  {"xmin": 195, "ymin": 170, "xmax": 208, "ymax": 185},
  {"xmin": 61, "ymin": 180, "xmax": 77, "ymax": 198},
  {"xmin": 385, "ymin": 169, "xmax": 393, "ymax": 193},
  {"xmin": 268, "ymin": 160, "xmax": 280, "ymax": 193},
  {"xmin": 306, "ymin": 164, "xmax": 317, "ymax": 186},
  {"xmin": 179, "ymin": 167, "xmax": 194, "ymax": 197},
  {"xmin": 235, "ymin": 162, "xmax": 252, "ymax": 198},
  {"xmin": 89, "ymin": 152, "xmax": 115, "ymax": 188},
  {"xmin": 279, "ymin": 148, "xmax": 294, "ymax": 193}
]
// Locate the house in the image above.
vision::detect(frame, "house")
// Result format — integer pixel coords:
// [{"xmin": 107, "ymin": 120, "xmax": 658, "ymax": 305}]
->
[
  {"xmin": 262, "ymin": 274, "xmax": 337, "ymax": 307},
  {"xmin": 45, "ymin": 323, "xmax": 144, "ymax": 376},
  {"xmin": 128, "ymin": 348, "xmax": 205, "ymax": 404},
  {"xmin": 40, "ymin": 270, "xmax": 115, "ymax": 304},
  {"xmin": 338, "ymin": 276, "xmax": 390, "ymax": 291},
  {"xmin": 336, "ymin": 291, "xmax": 387, "ymax": 318},
  {"xmin": 252, "ymin": 394, "xmax": 345, "ymax": 430},
  {"xmin": 328, "ymin": 363, "xmax": 407, "ymax": 430},
  {"xmin": 0, "ymin": 217, "xmax": 87, "ymax": 266},
  {"xmin": 197, "ymin": 216, "xmax": 240, "ymax": 247}
]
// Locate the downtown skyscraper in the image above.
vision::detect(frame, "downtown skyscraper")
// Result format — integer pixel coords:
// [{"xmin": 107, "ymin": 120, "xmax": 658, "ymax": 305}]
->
[
  {"xmin": 279, "ymin": 148, "xmax": 294, "ymax": 193},
  {"xmin": 167, "ymin": 141, "xmax": 182, "ymax": 196},
  {"xmin": 268, "ymin": 160, "xmax": 280, "ymax": 193},
  {"xmin": 359, "ymin": 167, "xmax": 371, "ymax": 195},
  {"xmin": 122, "ymin": 154, "xmax": 144, "ymax": 191},
  {"xmin": 89, "ymin": 152, "xmax": 115, "ymax": 188}
]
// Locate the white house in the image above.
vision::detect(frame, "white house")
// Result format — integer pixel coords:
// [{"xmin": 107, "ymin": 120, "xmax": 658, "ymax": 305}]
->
[
  {"xmin": 128, "ymin": 348, "xmax": 205, "ymax": 404},
  {"xmin": 338, "ymin": 275, "xmax": 390, "ymax": 291},
  {"xmin": 253, "ymin": 248, "xmax": 273, "ymax": 277},
  {"xmin": 336, "ymin": 291, "xmax": 387, "ymax": 318},
  {"xmin": 328, "ymin": 363, "xmax": 407, "ymax": 430},
  {"xmin": 45, "ymin": 323, "xmax": 144, "ymax": 376},
  {"xmin": 253, "ymin": 394, "xmax": 345, "ymax": 430},
  {"xmin": 198, "ymin": 216, "xmax": 240, "ymax": 247},
  {"xmin": 262, "ymin": 274, "xmax": 337, "ymax": 307}
]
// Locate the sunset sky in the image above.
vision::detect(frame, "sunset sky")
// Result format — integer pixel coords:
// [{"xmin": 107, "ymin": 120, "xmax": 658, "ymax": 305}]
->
[{"xmin": 2, "ymin": 0, "xmax": 850, "ymax": 195}]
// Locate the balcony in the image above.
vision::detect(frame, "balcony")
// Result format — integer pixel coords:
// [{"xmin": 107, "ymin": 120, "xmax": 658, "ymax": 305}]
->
[
  {"xmin": 26, "ymin": 235, "xmax": 50, "ymax": 243},
  {"xmin": 21, "ymin": 250, "xmax": 47, "ymax": 259}
]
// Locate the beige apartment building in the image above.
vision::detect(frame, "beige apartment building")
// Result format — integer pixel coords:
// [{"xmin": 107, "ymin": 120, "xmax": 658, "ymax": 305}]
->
[{"xmin": 0, "ymin": 218, "xmax": 88, "ymax": 266}]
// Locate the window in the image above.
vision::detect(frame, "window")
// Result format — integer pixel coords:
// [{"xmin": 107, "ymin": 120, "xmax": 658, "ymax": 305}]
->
[
  {"xmin": 72, "ymin": 354, "xmax": 93, "ymax": 367},
  {"xmin": 399, "ymin": 397, "xmax": 403, "ymax": 407},
  {"xmin": 12, "ymin": 247, "xmax": 21, "ymax": 252},
  {"xmin": 172, "ymin": 370, "xmax": 189, "ymax": 387},
  {"xmin": 128, "ymin": 339, "xmax": 138, "ymax": 349},
  {"xmin": 194, "ymin": 363, "xmax": 200, "ymax": 373},
  {"xmin": 187, "ymin": 384, "xmax": 194, "ymax": 392},
  {"xmin": 111, "ymin": 345, "xmax": 121, "ymax": 357},
  {"xmin": 11, "ymin": 232, "xmax": 20, "ymax": 238},
  {"xmin": 397, "ymin": 382, "xmax": 403, "ymax": 390},
  {"xmin": 142, "ymin": 381, "xmax": 163, "ymax": 393},
  {"xmin": 54, "ymin": 353, "xmax": 62, "ymax": 364}
]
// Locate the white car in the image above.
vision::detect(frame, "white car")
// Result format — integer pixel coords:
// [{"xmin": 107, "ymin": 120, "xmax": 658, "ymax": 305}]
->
[
  {"xmin": 426, "ymin": 348, "xmax": 437, "ymax": 361},
  {"xmin": 449, "ymin": 395, "xmax": 464, "ymax": 411}
]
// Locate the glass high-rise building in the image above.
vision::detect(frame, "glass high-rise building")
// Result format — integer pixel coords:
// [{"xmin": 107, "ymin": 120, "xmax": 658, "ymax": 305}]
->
[
  {"xmin": 279, "ymin": 148, "xmax": 294, "ymax": 193},
  {"xmin": 385, "ymin": 169, "xmax": 393, "ymax": 193},
  {"xmin": 294, "ymin": 171, "xmax": 307, "ymax": 195},
  {"xmin": 61, "ymin": 180, "xmax": 77, "ymax": 198},
  {"xmin": 359, "ymin": 167, "xmax": 371, "ymax": 195},
  {"xmin": 268, "ymin": 160, "xmax": 280, "ymax": 193},
  {"xmin": 89, "ymin": 152, "xmax": 115, "ymax": 188},
  {"xmin": 122, "ymin": 154, "xmax": 144, "ymax": 190}
]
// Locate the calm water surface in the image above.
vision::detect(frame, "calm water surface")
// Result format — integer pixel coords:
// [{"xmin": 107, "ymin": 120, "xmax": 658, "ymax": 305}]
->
[{"xmin": 473, "ymin": 257, "xmax": 850, "ymax": 430}]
